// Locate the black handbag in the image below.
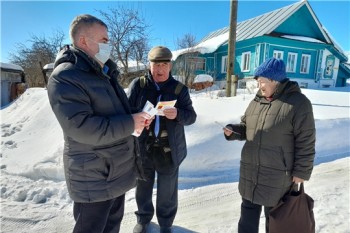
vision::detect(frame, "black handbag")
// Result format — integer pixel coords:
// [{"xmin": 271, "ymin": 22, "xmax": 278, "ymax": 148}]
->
[{"xmin": 269, "ymin": 183, "xmax": 315, "ymax": 233}]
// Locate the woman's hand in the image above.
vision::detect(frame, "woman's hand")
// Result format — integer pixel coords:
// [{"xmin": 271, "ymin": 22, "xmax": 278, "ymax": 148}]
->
[
  {"xmin": 223, "ymin": 128, "xmax": 233, "ymax": 136},
  {"xmin": 292, "ymin": 176, "xmax": 304, "ymax": 183}
]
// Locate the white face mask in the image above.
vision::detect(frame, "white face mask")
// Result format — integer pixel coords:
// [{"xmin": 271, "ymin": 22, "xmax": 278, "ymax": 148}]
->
[{"xmin": 95, "ymin": 42, "xmax": 112, "ymax": 64}]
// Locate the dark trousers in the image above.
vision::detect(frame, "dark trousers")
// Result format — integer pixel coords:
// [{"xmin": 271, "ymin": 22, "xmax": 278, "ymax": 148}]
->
[
  {"xmin": 73, "ymin": 194, "xmax": 125, "ymax": 233},
  {"xmin": 238, "ymin": 198, "xmax": 273, "ymax": 233},
  {"xmin": 135, "ymin": 146, "xmax": 179, "ymax": 228}
]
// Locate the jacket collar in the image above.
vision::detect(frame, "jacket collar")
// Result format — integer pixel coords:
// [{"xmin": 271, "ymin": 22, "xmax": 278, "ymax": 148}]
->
[{"xmin": 54, "ymin": 45, "xmax": 120, "ymax": 80}]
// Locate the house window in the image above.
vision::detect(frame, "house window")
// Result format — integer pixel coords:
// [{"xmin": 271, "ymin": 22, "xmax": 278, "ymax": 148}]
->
[
  {"xmin": 255, "ymin": 44, "xmax": 261, "ymax": 67},
  {"xmin": 241, "ymin": 52, "xmax": 251, "ymax": 72},
  {"xmin": 300, "ymin": 54, "xmax": 311, "ymax": 74},
  {"xmin": 195, "ymin": 57, "xmax": 206, "ymax": 70},
  {"xmin": 273, "ymin": 50, "xmax": 284, "ymax": 59},
  {"xmin": 221, "ymin": 56, "xmax": 228, "ymax": 73},
  {"xmin": 286, "ymin": 52, "xmax": 297, "ymax": 73},
  {"xmin": 187, "ymin": 57, "xmax": 206, "ymax": 71},
  {"xmin": 324, "ymin": 55, "xmax": 335, "ymax": 78}
]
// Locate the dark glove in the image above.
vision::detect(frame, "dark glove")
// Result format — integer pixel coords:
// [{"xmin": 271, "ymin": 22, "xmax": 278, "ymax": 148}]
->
[{"xmin": 224, "ymin": 124, "xmax": 244, "ymax": 141}]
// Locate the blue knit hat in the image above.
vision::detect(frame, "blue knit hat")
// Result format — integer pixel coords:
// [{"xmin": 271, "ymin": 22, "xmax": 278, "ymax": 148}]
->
[{"xmin": 254, "ymin": 57, "xmax": 287, "ymax": 82}]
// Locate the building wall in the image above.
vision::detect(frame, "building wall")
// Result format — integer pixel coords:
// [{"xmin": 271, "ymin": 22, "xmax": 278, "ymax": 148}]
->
[
  {"xmin": 1, "ymin": 81, "xmax": 11, "ymax": 107},
  {"xmin": 205, "ymin": 36, "xmax": 346, "ymax": 88},
  {"xmin": 1, "ymin": 71, "xmax": 25, "ymax": 107}
]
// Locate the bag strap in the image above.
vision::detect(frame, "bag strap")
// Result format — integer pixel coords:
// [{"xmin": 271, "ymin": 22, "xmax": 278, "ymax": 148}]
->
[
  {"xmin": 140, "ymin": 76, "xmax": 147, "ymax": 88},
  {"xmin": 289, "ymin": 182, "xmax": 305, "ymax": 194},
  {"xmin": 299, "ymin": 182, "xmax": 305, "ymax": 193},
  {"xmin": 174, "ymin": 82, "xmax": 184, "ymax": 95}
]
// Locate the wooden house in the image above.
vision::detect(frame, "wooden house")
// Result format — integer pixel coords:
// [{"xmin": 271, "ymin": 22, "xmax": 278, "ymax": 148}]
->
[
  {"xmin": 0, "ymin": 62, "xmax": 26, "ymax": 108},
  {"xmin": 172, "ymin": 0, "xmax": 350, "ymax": 89}
]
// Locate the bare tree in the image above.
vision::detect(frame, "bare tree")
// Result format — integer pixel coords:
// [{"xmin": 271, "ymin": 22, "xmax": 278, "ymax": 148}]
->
[
  {"xmin": 98, "ymin": 5, "xmax": 150, "ymax": 85},
  {"xmin": 173, "ymin": 33, "xmax": 198, "ymax": 86},
  {"xmin": 9, "ymin": 29, "xmax": 65, "ymax": 87},
  {"xmin": 132, "ymin": 38, "xmax": 149, "ymax": 72},
  {"xmin": 176, "ymin": 33, "xmax": 197, "ymax": 49},
  {"xmin": 132, "ymin": 38, "xmax": 149, "ymax": 70}
]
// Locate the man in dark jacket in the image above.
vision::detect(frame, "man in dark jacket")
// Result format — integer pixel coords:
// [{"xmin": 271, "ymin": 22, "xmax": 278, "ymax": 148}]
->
[
  {"xmin": 223, "ymin": 57, "xmax": 315, "ymax": 233},
  {"xmin": 127, "ymin": 46, "xmax": 197, "ymax": 233},
  {"xmin": 47, "ymin": 14, "xmax": 150, "ymax": 233}
]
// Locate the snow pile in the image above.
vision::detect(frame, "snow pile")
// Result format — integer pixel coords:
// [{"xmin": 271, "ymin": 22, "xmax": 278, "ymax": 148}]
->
[{"xmin": 193, "ymin": 74, "xmax": 214, "ymax": 83}]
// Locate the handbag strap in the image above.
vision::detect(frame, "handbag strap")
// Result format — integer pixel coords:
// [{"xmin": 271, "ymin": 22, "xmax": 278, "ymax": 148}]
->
[
  {"xmin": 289, "ymin": 182, "xmax": 305, "ymax": 194},
  {"xmin": 299, "ymin": 182, "xmax": 305, "ymax": 193}
]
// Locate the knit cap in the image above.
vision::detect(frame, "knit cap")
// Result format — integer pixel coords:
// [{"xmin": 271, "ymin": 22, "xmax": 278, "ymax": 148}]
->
[
  {"xmin": 254, "ymin": 57, "xmax": 287, "ymax": 82},
  {"xmin": 148, "ymin": 46, "xmax": 172, "ymax": 62}
]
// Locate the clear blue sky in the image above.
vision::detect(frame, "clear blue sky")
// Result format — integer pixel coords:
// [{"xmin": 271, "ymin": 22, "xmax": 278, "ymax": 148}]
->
[{"xmin": 1, "ymin": 1, "xmax": 349, "ymax": 63}]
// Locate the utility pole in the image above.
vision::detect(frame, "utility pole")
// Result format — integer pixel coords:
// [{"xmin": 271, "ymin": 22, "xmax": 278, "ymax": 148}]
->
[{"xmin": 226, "ymin": 0, "xmax": 238, "ymax": 97}]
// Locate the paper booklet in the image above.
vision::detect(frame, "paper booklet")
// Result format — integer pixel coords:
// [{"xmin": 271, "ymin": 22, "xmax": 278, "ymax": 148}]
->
[
  {"xmin": 142, "ymin": 99, "xmax": 177, "ymax": 116},
  {"xmin": 132, "ymin": 101, "xmax": 156, "ymax": 137},
  {"xmin": 132, "ymin": 100, "xmax": 177, "ymax": 137},
  {"xmin": 155, "ymin": 100, "xmax": 177, "ymax": 116},
  {"xmin": 143, "ymin": 100, "xmax": 158, "ymax": 117}
]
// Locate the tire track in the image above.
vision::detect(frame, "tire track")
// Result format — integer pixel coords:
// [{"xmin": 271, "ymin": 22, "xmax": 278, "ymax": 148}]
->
[{"xmin": 1, "ymin": 217, "xmax": 41, "ymax": 233}]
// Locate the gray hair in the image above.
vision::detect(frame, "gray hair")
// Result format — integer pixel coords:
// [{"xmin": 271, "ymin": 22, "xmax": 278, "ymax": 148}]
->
[{"xmin": 69, "ymin": 14, "xmax": 107, "ymax": 46}]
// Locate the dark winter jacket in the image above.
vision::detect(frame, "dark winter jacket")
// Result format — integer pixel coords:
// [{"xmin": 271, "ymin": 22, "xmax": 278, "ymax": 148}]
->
[
  {"xmin": 47, "ymin": 45, "xmax": 140, "ymax": 203},
  {"xmin": 225, "ymin": 80, "xmax": 315, "ymax": 207},
  {"xmin": 127, "ymin": 73, "xmax": 197, "ymax": 167}
]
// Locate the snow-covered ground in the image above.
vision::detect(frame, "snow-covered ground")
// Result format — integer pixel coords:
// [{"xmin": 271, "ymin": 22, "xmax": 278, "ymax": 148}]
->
[{"xmin": 1, "ymin": 85, "xmax": 349, "ymax": 233}]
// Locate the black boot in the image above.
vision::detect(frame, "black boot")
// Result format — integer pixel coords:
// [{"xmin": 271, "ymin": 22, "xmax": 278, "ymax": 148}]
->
[{"xmin": 160, "ymin": 226, "xmax": 172, "ymax": 233}]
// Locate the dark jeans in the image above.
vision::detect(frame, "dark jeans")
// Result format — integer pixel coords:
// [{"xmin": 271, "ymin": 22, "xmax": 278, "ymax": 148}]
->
[
  {"xmin": 73, "ymin": 194, "xmax": 125, "ymax": 233},
  {"xmin": 135, "ymin": 146, "xmax": 179, "ymax": 228},
  {"xmin": 238, "ymin": 198, "xmax": 273, "ymax": 233}
]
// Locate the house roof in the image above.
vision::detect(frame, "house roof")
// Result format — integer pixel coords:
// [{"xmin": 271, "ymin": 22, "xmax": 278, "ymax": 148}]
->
[
  {"xmin": 198, "ymin": 0, "xmax": 331, "ymax": 43},
  {"xmin": 0, "ymin": 62, "xmax": 24, "ymax": 72},
  {"xmin": 172, "ymin": 0, "xmax": 346, "ymax": 61},
  {"xmin": 340, "ymin": 63, "xmax": 350, "ymax": 76}
]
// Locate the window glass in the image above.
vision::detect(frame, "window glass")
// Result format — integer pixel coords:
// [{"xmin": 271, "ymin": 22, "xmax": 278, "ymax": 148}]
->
[
  {"xmin": 286, "ymin": 52, "xmax": 297, "ymax": 72},
  {"xmin": 241, "ymin": 52, "xmax": 251, "ymax": 72},
  {"xmin": 273, "ymin": 50, "xmax": 284, "ymax": 59},
  {"xmin": 221, "ymin": 56, "xmax": 228, "ymax": 73},
  {"xmin": 300, "ymin": 54, "xmax": 311, "ymax": 74},
  {"xmin": 187, "ymin": 57, "xmax": 206, "ymax": 71}
]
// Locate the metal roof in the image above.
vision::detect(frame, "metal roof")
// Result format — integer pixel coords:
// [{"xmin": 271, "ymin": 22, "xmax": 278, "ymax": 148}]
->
[
  {"xmin": 0, "ymin": 62, "xmax": 24, "ymax": 72},
  {"xmin": 172, "ymin": 0, "xmax": 347, "ymax": 62},
  {"xmin": 198, "ymin": 0, "xmax": 331, "ymax": 45}
]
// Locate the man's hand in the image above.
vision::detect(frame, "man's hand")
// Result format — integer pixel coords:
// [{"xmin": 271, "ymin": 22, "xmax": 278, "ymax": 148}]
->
[
  {"xmin": 144, "ymin": 116, "xmax": 155, "ymax": 130},
  {"xmin": 132, "ymin": 112, "xmax": 151, "ymax": 134},
  {"xmin": 163, "ymin": 107, "xmax": 177, "ymax": 120}
]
